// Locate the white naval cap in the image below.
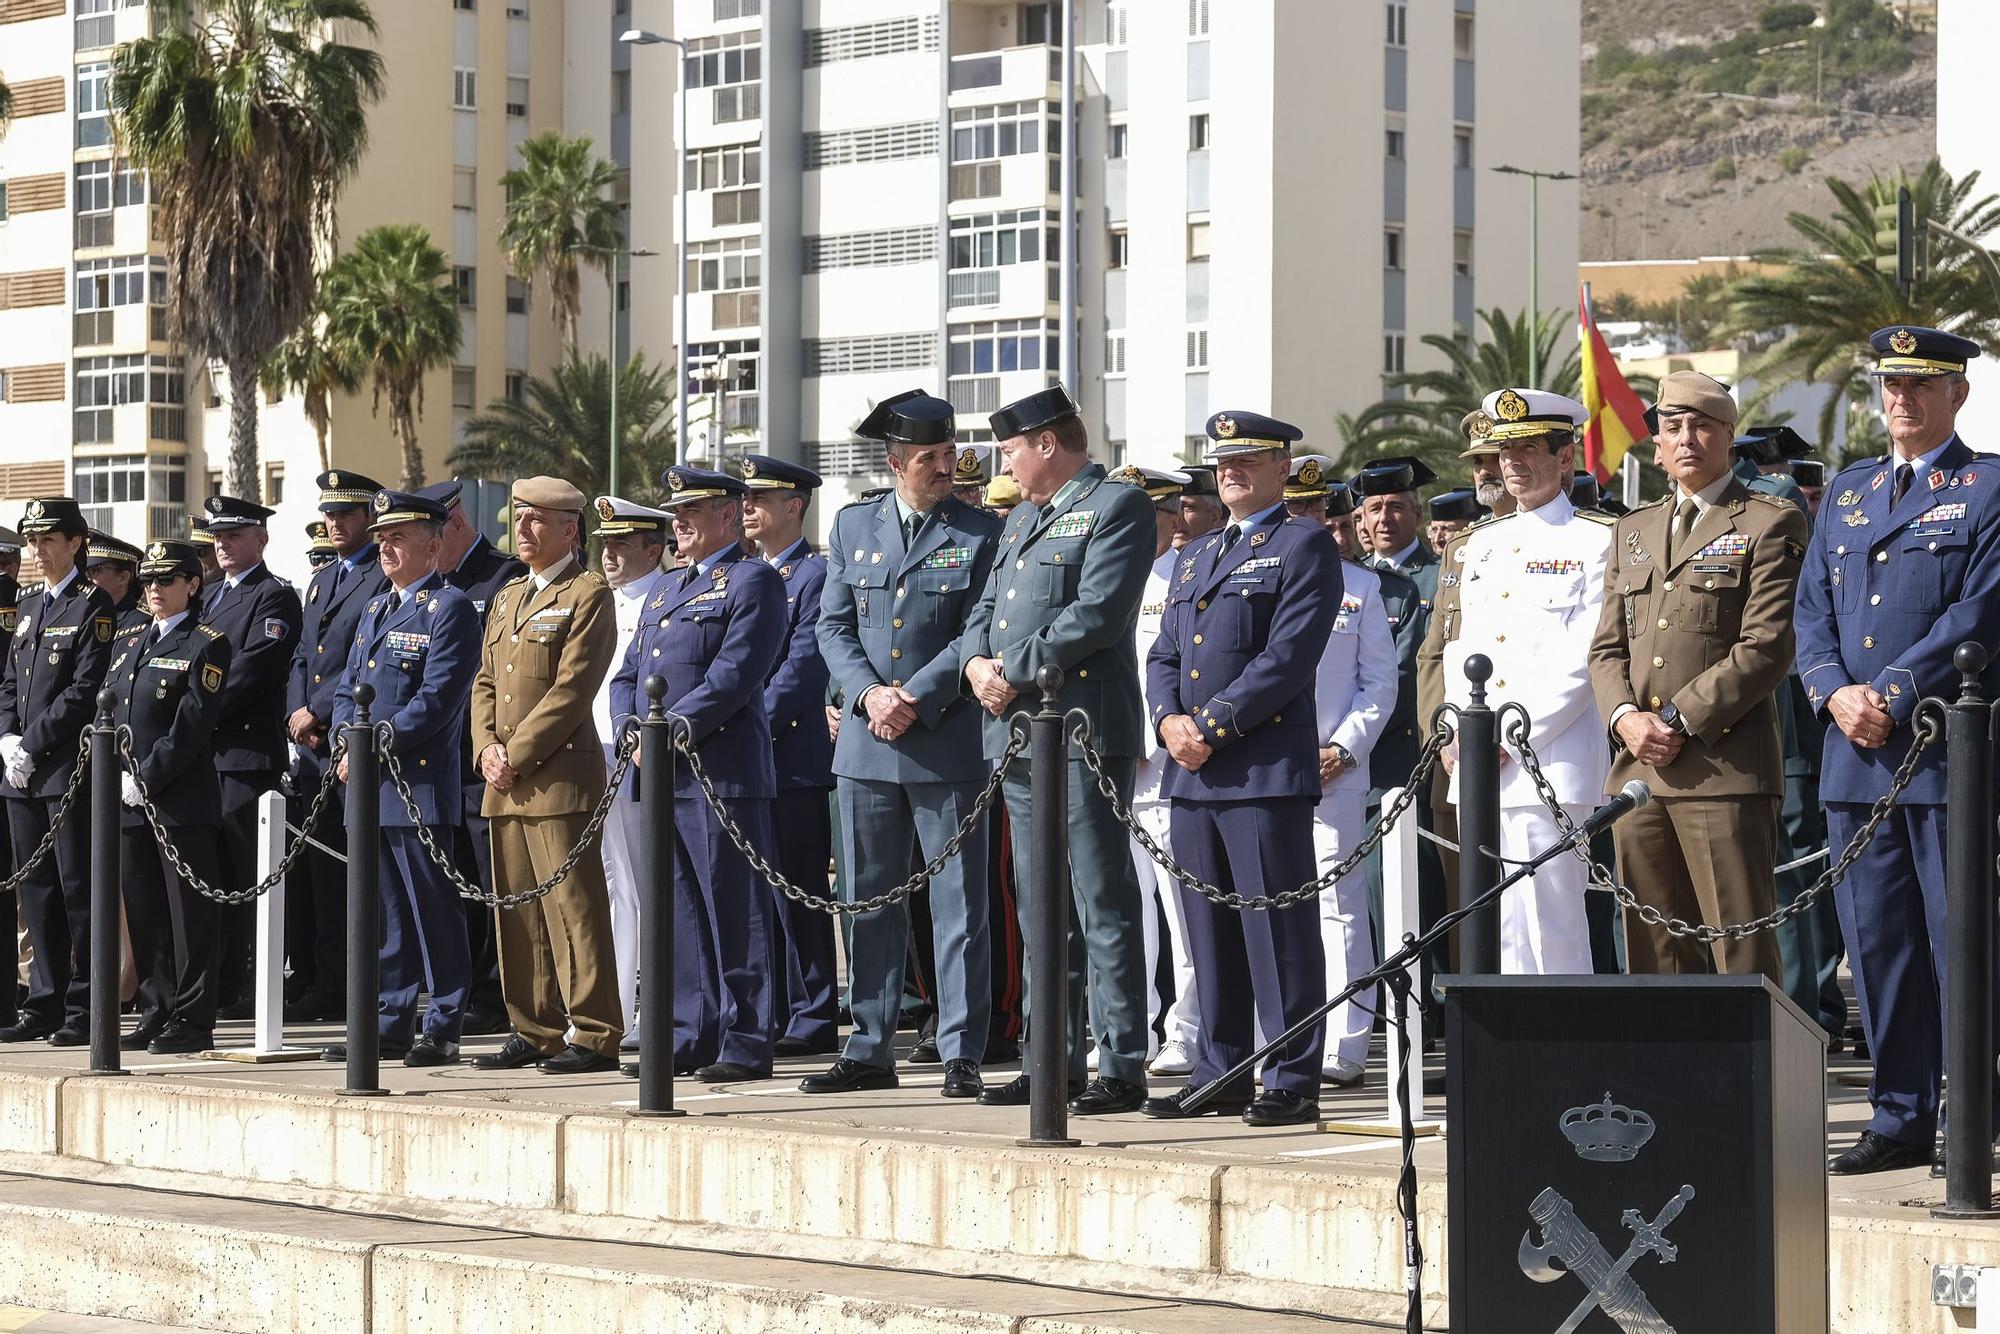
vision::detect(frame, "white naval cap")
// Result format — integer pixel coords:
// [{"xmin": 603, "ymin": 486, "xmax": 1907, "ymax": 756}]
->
[
  {"xmin": 1479, "ymin": 388, "xmax": 1589, "ymax": 443},
  {"xmin": 591, "ymin": 495, "xmax": 671, "ymax": 536},
  {"xmin": 1107, "ymin": 464, "xmax": 1194, "ymax": 499}
]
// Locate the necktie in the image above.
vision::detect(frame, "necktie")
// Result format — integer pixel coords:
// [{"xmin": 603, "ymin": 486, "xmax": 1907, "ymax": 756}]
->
[
  {"xmin": 206, "ymin": 581, "xmax": 229, "ymax": 616},
  {"xmin": 1893, "ymin": 462, "xmax": 1914, "ymax": 504},
  {"xmin": 328, "ymin": 562, "xmax": 347, "ymax": 604},
  {"xmin": 1219, "ymin": 523, "xmax": 1242, "ymax": 555},
  {"xmin": 143, "ymin": 624, "xmax": 160, "ymax": 656},
  {"xmin": 904, "ymin": 511, "xmax": 924, "ymax": 549},
  {"xmin": 1672, "ymin": 497, "xmax": 1697, "ymax": 560}
]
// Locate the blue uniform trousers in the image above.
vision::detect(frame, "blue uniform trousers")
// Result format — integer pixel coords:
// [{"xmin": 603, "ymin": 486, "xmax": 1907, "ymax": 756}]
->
[
  {"xmin": 839, "ymin": 776, "xmax": 990, "ymax": 1069},
  {"xmin": 1000, "ymin": 755, "xmax": 1149, "ymax": 1087},
  {"xmin": 1170, "ymin": 797, "xmax": 1325, "ymax": 1100},
  {"xmin": 378, "ymin": 826, "xmax": 473, "ymax": 1045},
  {"xmin": 672, "ymin": 793, "xmax": 776, "ymax": 1073},
  {"xmin": 769, "ymin": 786, "xmax": 838, "ymax": 1046}
]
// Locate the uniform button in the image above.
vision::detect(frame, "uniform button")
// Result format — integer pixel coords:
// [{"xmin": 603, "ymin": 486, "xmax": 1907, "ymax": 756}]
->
[
  {"xmin": 1652, "ymin": 656, "xmax": 1665, "ymax": 668},
  {"xmin": 1876, "ymin": 552, "xmax": 1887, "ymax": 563},
  {"xmin": 891, "ymin": 678, "xmax": 902, "ymax": 687},
  {"xmin": 1190, "ymin": 669, "xmax": 1200, "ymax": 679},
  {"xmin": 1495, "ymin": 679, "xmax": 1506, "ymax": 689},
  {"xmin": 1193, "ymin": 634, "xmax": 1203, "ymax": 645},
  {"xmin": 1721, "ymin": 727, "xmax": 1731, "ymax": 736},
  {"xmin": 997, "ymin": 619, "xmax": 1008, "ymax": 630},
  {"xmin": 367, "ymin": 659, "xmax": 376, "ymax": 668},
  {"xmin": 1197, "ymin": 600, "xmax": 1208, "ymax": 611},
  {"xmin": 1500, "ymin": 590, "xmax": 1510, "ymax": 599},
  {"xmin": 1078, "ymin": 669, "xmax": 1088, "ymax": 679},
  {"xmin": 1015, "ymin": 559, "xmax": 1025, "ymax": 570},
  {"xmin": 506, "ymin": 663, "xmax": 515, "ymax": 672},
  {"xmin": 503, "ymin": 694, "xmax": 512, "ymax": 702},
  {"xmin": 1870, "ymin": 594, "xmax": 1881, "ymax": 605},
  {"xmin": 1835, "ymin": 546, "xmax": 1846, "ymax": 556},
  {"xmin": 1650, "ymin": 695, "xmax": 1662, "ymax": 708},
  {"xmin": 653, "ymin": 648, "xmax": 662, "ymax": 656},
  {"xmin": 419, "ymin": 758, "xmax": 428, "ymax": 767},
  {"xmin": 1704, "ymin": 579, "xmax": 1715, "ymax": 589},
  {"xmin": 1663, "ymin": 581, "xmax": 1674, "ymax": 591},
  {"xmin": 317, "ymin": 646, "xmax": 325, "ymax": 654},
  {"xmin": 890, "ymin": 648, "xmax": 902, "ymax": 659},
  {"xmin": 893, "ymin": 618, "xmax": 903, "ymax": 629},
  {"xmin": 510, "ymin": 634, "xmax": 519, "ymax": 643},
  {"xmin": 1863, "ymin": 636, "xmax": 1875, "ymax": 648},
  {"xmin": 1929, "ymin": 541, "xmax": 1938, "ymax": 551},
  {"xmin": 896, "ymin": 586, "xmax": 907, "ymax": 598},
  {"xmin": 1272, "ymin": 712, "xmax": 1281, "ymax": 722},
  {"xmin": 1495, "ymin": 634, "xmax": 1505, "ymax": 643},
  {"xmin": 1657, "ymin": 619, "xmax": 1668, "ymax": 629},
  {"xmin": 1052, "ymin": 554, "xmax": 1063, "ymax": 564},
  {"xmin": 1006, "ymin": 589, "xmax": 1016, "ymax": 600},
  {"xmin": 314, "ymin": 674, "xmax": 322, "ymax": 684}
]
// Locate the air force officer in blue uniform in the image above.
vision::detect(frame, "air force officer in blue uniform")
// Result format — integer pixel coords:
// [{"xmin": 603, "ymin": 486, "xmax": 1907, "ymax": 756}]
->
[
  {"xmin": 960, "ymin": 386, "xmax": 1156, "ymax": 1115},
  {"xmin": 1799, "ymin": 326, "xmax": 2000, "ymax": 1175},
  {"xmin": 1143, "ymin": 412, "xmax": 1342, "ymax": 1127},
  {"xmin": 802, "ymin": 392, "xmax": 1002, "ymax": 1099},
  {"xmin": 329, "ymin": 490, "xmax": 483, "ymax": 1066},
  {"xmin": 611, "ymin": 466, "xmax": 787, "ymax": 1082}
]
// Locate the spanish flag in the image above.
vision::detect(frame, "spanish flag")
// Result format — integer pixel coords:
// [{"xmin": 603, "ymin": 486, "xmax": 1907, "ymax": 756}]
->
[{"xmin": 1578, "ymin": 282, "xmax": 1651, "ymax": 483}]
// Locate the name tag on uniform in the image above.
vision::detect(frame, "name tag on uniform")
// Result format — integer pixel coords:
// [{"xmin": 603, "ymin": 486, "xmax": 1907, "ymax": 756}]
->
[
  {"xmin": 1691, "ymin": 563, "xmax": 1733, "ymax": 574},
  {"xmin": 147, "ymin": 657, "xmax": 192, "ymax": 671},
  {"xmin": 921, "ymin": 546, "xmax": 971, "ymax": 569},
  {"xmin": 1525, "ymin": 559, "xmax": 1584, "ymax": 575},
  {"xmin": 1046, "ymin": 511, "xmax": 1095, "ymax": 540},
  {"xmin": 1696, "ymin": 534, "xmax": 1750, "ymax": 557}
]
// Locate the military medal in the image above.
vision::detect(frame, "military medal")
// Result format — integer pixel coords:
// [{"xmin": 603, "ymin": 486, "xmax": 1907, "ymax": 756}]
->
[
  {"xmin": 1842, "ymin": 511, "xmax": 1869, "ymax": 527},
  {"xmin": 1249, "ymin": 532, "xmax": 1268, "ymax": 547},
  {"xmin": 1931, "ymin": 470, "xmax": 1948, "ymax": 491},
  {"xmin": 1870, "ymin": 471, "xmax": 1886, "ymax": 491},
  {"xmin": 780, "ymin": 565, "xmax": 793, "ymax": 578},
  {"xmin": 1836, "ymin": 489, "xmax": 1860, "ymax": 507}
]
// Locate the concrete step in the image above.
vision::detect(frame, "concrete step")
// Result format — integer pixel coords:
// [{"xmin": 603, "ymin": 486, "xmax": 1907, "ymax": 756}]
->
[{"xmin": 0, "ymin": 1172, "xmax": 1376, "ymax": 1334}]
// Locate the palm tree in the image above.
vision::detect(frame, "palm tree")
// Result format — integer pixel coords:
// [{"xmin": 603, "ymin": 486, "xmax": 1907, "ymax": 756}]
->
[
  {"xmin": 318, "ymin": 224, "xmax": 462, "ymax": 489},
  {"xmin": 0, "ymin": 78, "xmax": 14, "ymax": 137},
  {"xmin": 449, "ymin": 351, "xmax": 677, "ymax": 504},
  {"xmin": 259, "ymin": 316, "xmax": 359, "ymax": 474},
  {"xmin": 1727, "ymin": 160, "xmax": 2000, "ymax": 444},
  {"xmin": 112, "ymin": 0, "xmax": 385, "ymax": 501},
  {"xmin": 498, "ymin": 132, "xmax": 622, "ymax": 347}
]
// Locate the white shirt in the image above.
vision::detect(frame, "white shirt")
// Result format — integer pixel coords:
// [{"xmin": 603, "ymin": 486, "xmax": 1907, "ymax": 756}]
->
[
  {"xmin": 592, "ymin": 565, "xmax": 671, "ymax": 743},
  {"xmin": 44, "ymin": 567, "xmax": 79, "ymax": 599},
  {"xmin": 1132, "ymin": 548, "xmax": 1176, "ymax": 805},
  {"xmin": 764, "ymin": 536, "xmax": 809, "ymax": 569},
  {"xmin": 148, "ymin": 609, "xmax": 190, "ymax": 640},
  {"xmin": 529, "ymin": 551, "xmax": 576, "ymax": 592},
  {"xmin": 1378, "ymin": 538, "xmax": 1423, "ymax": 571},
  {"xmin": 1314, "ymin": 559, "xmax": 1398, "ymax": 801}
]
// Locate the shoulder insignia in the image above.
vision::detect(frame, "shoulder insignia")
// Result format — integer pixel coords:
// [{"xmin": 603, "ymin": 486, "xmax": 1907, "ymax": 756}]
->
[
  {"xmin": 94, "ymin": 614, "xmax": 114, "ymax": 643},
  {"xmin": 1574, "ymin": 510, "xmax": 1616, "ymax": 525},
  {"xmin": 1743, "ymin": 490, "xmax": 1792, "ymax": 510},
  {"xmin": 198, "ymin": 625, "xmax": 224, "ymax": 639},
  {"xmin": 201, "ymin": 662, "xmax": 224, "ymax": 694},
  {"xmin": 1631, "ymin": 495, "xmax": 1671, "ymax": 513},
  {"xmin": 119, "ymin": 625, "xmax": 147, "ymax": 640},
  {"xmin": 577, "ymin": 570, "xmax": 607, "ymax": 585},
  {"xmin": 1783, "ymin": 537, "xmax": 1806, "ymax": 562}
]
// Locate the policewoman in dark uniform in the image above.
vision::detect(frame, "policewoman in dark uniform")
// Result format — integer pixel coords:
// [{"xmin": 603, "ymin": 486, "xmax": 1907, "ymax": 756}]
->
[
  {"xmin": 1142, "ymin": 412, "xmax": 1342, "ymax": 1126},
  {"xmin": 0, "ymin": 497, "xmax": 118, "ymax": 1045},
  {"xmin": 110, "ymin": 540, "xmax": 231, "ymax": 1054},
  {"xmin": 85, "ymin": 532, "xmax": 147, "ymax": 633}
]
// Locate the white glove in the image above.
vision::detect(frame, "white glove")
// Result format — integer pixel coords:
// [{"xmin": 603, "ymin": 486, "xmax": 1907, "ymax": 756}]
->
[
  {"xmin": 0, "ymin": 734, "xmax": 23, "ymax": 771},
  {"xmin": 121, "ymin": 773, "xmax": 141, "ymax": 809}
]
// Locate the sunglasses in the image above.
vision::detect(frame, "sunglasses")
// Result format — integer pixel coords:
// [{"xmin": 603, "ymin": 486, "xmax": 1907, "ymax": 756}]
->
[{"xmin": 140, "ymin": 574, "xmax": 189, "ymax": 588}]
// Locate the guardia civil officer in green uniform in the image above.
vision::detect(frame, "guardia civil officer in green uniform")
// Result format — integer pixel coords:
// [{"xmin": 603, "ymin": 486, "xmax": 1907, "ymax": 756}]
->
[{"xmin": 959, "ymin": 386, "xmax": 1155, "ymax": 1115}]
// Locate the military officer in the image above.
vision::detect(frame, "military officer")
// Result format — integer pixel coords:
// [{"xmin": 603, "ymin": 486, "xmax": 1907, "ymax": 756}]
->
[
  {"xmin": 1110, "ymin": 462, "xmax": 1200, "ymax": 1078},
  {"xmin": 586, "ymin": 495, "xmax": 672, "ymax": 1052},
  {"xmin": 427, "ymin": 479, "xmax": 527, "ymax": 1035},
  {"xmin": 1427, "ymin": 489, "xmax": 1483, "ymax": 553},
  {"xmin": 468, "ymin": 477, "xmax": 624, "ymax": 1075},
  {"xmin": 1139, "ymin": 411, "xmax": 1342, "ymax": 1125},
  {"xmin": 985, "ymin": 474, "xmax": 1024, "ymax": 520},
  {"xmin": 801, "ymin": 391, "xmax": 1002, "ymax": 1098},
  {"xmin": 1427, "ymin": 389, "xmax": 1614, "ymax": 975},
  {"xmin": 740, "ymin": 455, "xmax": 840, "ymax": 1057},
  {"xmin": 0, "ymin": 497, "xmax": 116, "ymax": 1044},
  {"xmin": 194, "ymin": 493, "xmax": 303, "ymax": 1014},
  {"xmin": 1586, "ymin": 370, "xmax": 1804, "ymax": 985},
  {"xmin": 324, "ymin": 490, "xmax": 482, "ymax": 1066},
  {"xmin": 0, "ymin": 544, "xmax": 15, "ymax": 1031},
  {"xmin": 85, "ymin": 533, "xmax": 147, "ymax": 632},
  {"xmin": 1790, "ymin": 459, "xmax": 1826, "ymax": 517},
  {"xmin": 610, "ymin": 466, "xmax": 787, "ymax": 1081},
  {"xmin": 1175, "ymin": 467, "xmax": 1225, "ymax": 551},
  {"xmin": 306, "ymin": 520, "xmax": 338, "ymax": 570},
  {"xmin": 109, "ymin": 540, "xmax": 231, "ymax": 1054},
  {"xmin": 282, "ymin": 469, "xmax": 388, "ymax": 1020},
  {"xmin": 1799, "ymin": 326, "xmax": 2000, "ymax": 1175},
  {"xmin": 188, "ymin": 522, "xmax": 221, "ymax": 584},
  {"xmin": 960, "ymin": 385, "xmax": 1154, "ymax": 1115},
  {"xmin": 0, "ymin": 527, "xmax": 20, "ymax": 583},
  {"xmin": 951, "ymin": 442, "xmax": 994, "ymax": 510}
]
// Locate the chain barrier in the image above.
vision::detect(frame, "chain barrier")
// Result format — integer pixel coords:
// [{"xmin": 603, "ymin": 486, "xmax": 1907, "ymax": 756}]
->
[
  {"xmin": 0, "ymin": 742, "xmax": 91, "ymax": 895},
  {"xmin": 678, "ymin": 724, "xmax": 1023, "ymax": 915},
  {"xmin": 1505, "ymin": 713, "xmax": 1937, "ymax": 944},
  {"xmin": 1074, "ymin": 714, "xmax": 1454, "ymax": 911},
  {"xmin": 117, "ymin": 727, "xmax": 347, "ymax": 905},
  {"xmin": 286, "ymin": 823, "xmax": 349, "ymax": 864},
  {"xmin": 1417, "ymin": 822, "xmax": 1831, "ymax": 876},
  {"xmin": 382, "ymin": 718, "xmax": 640, "ymax": 910}
]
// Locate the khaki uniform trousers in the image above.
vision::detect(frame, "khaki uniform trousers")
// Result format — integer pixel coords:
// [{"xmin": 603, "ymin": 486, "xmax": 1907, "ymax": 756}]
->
[
  {"xmin": 1613, "ymin": 795, "xmax": 1782, "ymax": 984},
  {"xmin": 490, "ymin": 812, "xmax": 624, "ymax": 1056}
]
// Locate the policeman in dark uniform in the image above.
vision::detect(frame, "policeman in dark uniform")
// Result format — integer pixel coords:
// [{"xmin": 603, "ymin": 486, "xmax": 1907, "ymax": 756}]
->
[
  {"xmin": 306, "ymin": 521, "xmax": 338, "ymax": 570},
  {"xmin": 740, "ymin": 454, "xmax": 840, "ymax": 1056},
  {"xmin": 1790, "ymin": 458, "xmax": 1826, "ymax": 518},
  {"xmin": 0, "ymin": 536, "xmax": 15, "ymax": 1031},
  {"xmin": 85, "ymin": 533, "xmax": 147, "ymax": 632},
  {"xmin": 189, "ymin": 522, "xmax": 220, "ymax": 584},
  {"xmin": 328, "ymin": 490, "xmax": 482, "ymax": 1067},
  {"xmin": 283, "ymin": 470, "xmax": 387, "ymax": 1019},
  {"xmin": 110, "ymin": 540, "xmax": 231, "ymax": 1054},
  {"xmin": 0, "ymin": 497, "xmax": 117, "ymax": 1045},
  {"xmin": 425, "ymin": 479, "xmax": 526, "ymax": 1035},
  {"xmin": 194, "ymin": 494, "xmax": 304, "ymax": 1015},
  {"xmin": 1799, "ymin": 326, "xmax": 2000, "ymax": 1175},
  {"xmin": 1142, "ymin": 411, "xmax": 1342, "ymax": 1125},
  {"xmin": 611, "ymin": 466, "xmax": 787, "ymax": 1080}
]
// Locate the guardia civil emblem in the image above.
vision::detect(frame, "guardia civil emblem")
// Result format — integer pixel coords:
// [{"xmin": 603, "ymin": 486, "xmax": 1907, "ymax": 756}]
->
[{"xmin": 1888, "ymin": 328, "xmax": 1919, "ymax": 356}]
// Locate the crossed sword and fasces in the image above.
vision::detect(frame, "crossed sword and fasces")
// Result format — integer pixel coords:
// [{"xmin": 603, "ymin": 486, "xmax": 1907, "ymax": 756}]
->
[{"xmin": 1518, "ymin": 1184, "xmax": 1695, "ymax": 1334}]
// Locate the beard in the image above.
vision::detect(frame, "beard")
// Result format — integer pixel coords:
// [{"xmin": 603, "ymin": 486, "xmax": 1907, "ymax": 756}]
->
[{"xmin": 1474, "ymin": 479, "xmax": 1506, "ymax": 507}]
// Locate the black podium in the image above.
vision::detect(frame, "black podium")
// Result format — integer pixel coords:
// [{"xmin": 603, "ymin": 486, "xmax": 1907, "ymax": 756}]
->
[{"xmin": 1445, "ymin": 975, "xmax": 1827, "ymax": 1333}]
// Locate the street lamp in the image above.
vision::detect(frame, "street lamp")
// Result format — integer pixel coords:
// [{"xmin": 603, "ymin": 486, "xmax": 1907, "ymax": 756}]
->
[
  {"xmin": 570, "ymin": 243, "xmax": 657, "ymax": 500},
  {"xmin": 1491, "ymin": 164, "xmax": 1577, "ymax": 388},
  {"xmin": 620, "ymin": 28, "xmax": 690, "ymax": 465}
]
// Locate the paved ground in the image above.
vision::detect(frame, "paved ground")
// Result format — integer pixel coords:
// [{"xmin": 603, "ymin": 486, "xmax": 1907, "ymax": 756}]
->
[{"xmin": 0, "ymin": 1308, "xmax": 215, "ymax": 1334}]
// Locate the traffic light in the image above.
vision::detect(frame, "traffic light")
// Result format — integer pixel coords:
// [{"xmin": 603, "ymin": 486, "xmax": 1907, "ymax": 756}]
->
[{"xmin": 1873, "ymin": 184, "xmax": 1914, "ymax": 299}]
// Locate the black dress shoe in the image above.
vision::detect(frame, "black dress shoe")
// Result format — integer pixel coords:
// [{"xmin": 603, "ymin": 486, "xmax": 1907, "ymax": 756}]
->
[
  {"xmin": 1140, "ymin": 1086, "xmax": 1251, "ymax": 1119},
  {"xmin": 0, "ymin": 1020, "xmax": 54, "ymax": 1044},
  {"xmin": 774, "ymin": 1034, "xmax": 839, "ymax": 1058},
  {"xmin": 120, "ymin": 1026, "xmax": 162, "ymax": 1052},
  {"xmin": 46, "ymin": 1025, "xmax": 87, "ymax": 1048},
  {"xmin": 538, "ymin": 1044, "xmax": 618, "ymax": 1075},
  {"xmin": 908, "ymin": 1016, "xmax": 941, "ymax": 1065},
  {"xmin": 459, "ymin": 1007, "xmax": 510, "ymax": 1036},
  {"xmin": 982, "ymin": 1035, "xmax": 1020, "ymax": 1065},
  {"xmin": 1829, "ymin": 1129, "xmax": 1930, "ymax": 1175},
  {"xmin": 976, "ymin": 1073, "xmax": 1081, "ymax": 1107},
  {"xmin": 470, "ymin": 1035, "xmax": 544, "ymax": 1070},
  {"xmin": 1243, "ymin": 1090, "xmax": 1319, "ymax": 1127},
  {"xmin": 694, "ymin": 1060, "xmax": 769, "ymax": 1082},
  {"xmin": 147, "ymin": 1023, "xmax": 212, "ymax": 1055},
  {"xmin": 798, "ymin": 1057, "xmax": 899, "ymax": 1094},
  {"xmin": 216, "ymin": 996, "xmax": 254, "ymax": 1022},
  {"xmin": 321, "ymin": 1038, "xmax": 411, "ymax": 1063},
  {"xmin": 1070, "ymin": 1077, "xmax": 1146, "ymax": 1115},
  {"xmin": 283, "ymin": 992, "xmax": 344, "ymax": 1024},
  {"xmin": 941, "ymin": 1058, "xmax": 984, "ymax": 1099},
  {"xmin": 403, "ymin": 1036, "xmax": 461, "ymax": 1067}
]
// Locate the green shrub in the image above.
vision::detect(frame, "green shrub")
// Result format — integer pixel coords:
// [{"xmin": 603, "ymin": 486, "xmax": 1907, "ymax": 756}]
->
[
  {"xmin": 1778, "ymin": 146, "xmax": 1810, "ymax": 174},
  {"xmin": 1760, "ymin": 3, "xmax": 1817, "ymax": 31},
  {"xmin": 1711, "ymin": 156, "xmax": 1738, "ymax": 182}
]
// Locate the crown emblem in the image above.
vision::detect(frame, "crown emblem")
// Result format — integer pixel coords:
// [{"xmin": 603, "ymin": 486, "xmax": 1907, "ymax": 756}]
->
[
  {"xmin": 1468, "ymin": 411, "xmax": 1494, "ymax": 440},
  {"xmin": 1110, "ymin": 465, "xmax": 1141, "ymax": 484},
  {"xmin": 959, "ymin": 448, "xmax": 978, "ymax": 471},
  {"xmin": 1889, "ymin": 328, "xmax": 1918, "ymax": 356},
  {"xmin": 24, "ymin": 499, "xmax": 43, "ymax": 519},
  {"xmin": 596, "ymin": 497, "xmax": 616, "ymax": 521},
  {"xmin": 1298, "ymin": 459, "xmax": 1323, "ymax": 487},
  {"xmin": 1560, "ymin": 1093, "xmax": 1655, "ymax": 1163},
  {"xmin": 1496, "ymin": 389, "xmax": 1529, "ymax": 421},
  {"xmin": 327, "ymin": 471, "xmax": 342, "ymax": 489},
  {"xmin": 743, "ymin": 458, "xmax": 760, "ymax": 478},
  {"xmin": 1214, "ymin": 414, "xmax": 1238, "ymax": 439},
  {"xmin": 147, "ymin": 542, "xmax": 166, "ymax": 560},
  {"xmin": 372, "ymin": 492, "xmax": 391, "ymax": 513},
  {"xmin": 668, "ymin": 471, "xmax": 686, "ymax": 492}
]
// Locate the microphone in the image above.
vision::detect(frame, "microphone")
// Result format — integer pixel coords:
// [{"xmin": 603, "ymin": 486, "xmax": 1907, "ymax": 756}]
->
[{"xmin": 1576, "ymin": 780, "xmax": 1652, "ymax": 841}]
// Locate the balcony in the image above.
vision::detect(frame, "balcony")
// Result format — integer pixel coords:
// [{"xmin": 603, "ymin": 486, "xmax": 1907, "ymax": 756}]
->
[
  {"xmin": 947, "ymin": 45, "xmax": 1057, "ymax": 104},
  {"xmin": 76, "ymin": 212, "xmax": 115, "ymax": 248},
  {"xmin": 75, "ymin": 312, "xmax": 114, "ymax": 347},
  {"xmin": 947, "ymin": 269, "xmax": 1001, "ymax": 309}
]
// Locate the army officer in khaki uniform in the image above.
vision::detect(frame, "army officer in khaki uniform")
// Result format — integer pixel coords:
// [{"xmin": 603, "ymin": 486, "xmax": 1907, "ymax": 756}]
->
[
  {"xmin": 468, "ymin": 477, "xmax": 625, "ymax": 1074},
  {"xmin": 1586, "ymin": 371, "xmax": 1806, "ymax": 983}
]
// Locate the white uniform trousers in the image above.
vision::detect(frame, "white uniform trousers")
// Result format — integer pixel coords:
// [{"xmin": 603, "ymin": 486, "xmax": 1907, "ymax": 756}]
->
[
  {"xmin": 1499, "ymin": 803, "xmax": 1594, "ymax": 976},
  {"xmin": 1129, "ymin": 799, "xmax": 1199, "ymax": 1052},
  {"xmin": 1311, "ymin": 788, "xmax": 1375, "ymax": 1068},
  {"xmin": 596, "ymin": 740, "xmax": 643, "ymax": 1038}
]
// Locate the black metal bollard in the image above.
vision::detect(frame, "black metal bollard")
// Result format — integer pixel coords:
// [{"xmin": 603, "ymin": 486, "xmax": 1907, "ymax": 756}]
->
[
  {"xmin": 1936, "ymin": 642, "xmax": 1997, "ymax": 1218},
  {"xmin": 87, "ymin": 690, "xmax": 126, "ymax": 1075},
  {"xmin": 1024, "ymin": 665, "xmax": 1078, "ymax": 1147},
  {"xmin": 1456, "ymin": 655, "xmax": 1502, "ymax": 975},
  {"xmin": 342, "ymin": 684, "xmax": 385, "ymax": 1096},
  {"xmin": 635, "ymin": 676, "xmax": 685, "ymax": 1117}
]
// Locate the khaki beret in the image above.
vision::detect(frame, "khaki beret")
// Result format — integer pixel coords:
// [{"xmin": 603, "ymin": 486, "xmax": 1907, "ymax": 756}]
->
[
  {"xmin": 1653, "ymin": 370, "xmax": 1738, "ymax": 429},
  {"xmin": 512, "ymin": 476, "xmax": 587, "ymax": 514},
  {"xmin": 985, "ymin": 475, "xmax": 1024, "ymax": 508}
]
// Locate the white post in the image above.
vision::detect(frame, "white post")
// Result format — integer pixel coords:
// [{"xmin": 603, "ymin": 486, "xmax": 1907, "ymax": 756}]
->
[
  {"xmin": 1381, "ymin": 786, "xmax": 1426, "ymax": 1129},
  {"xmin": 212, "ymin": 790, "xmax": 316, "ymax": 1061}
]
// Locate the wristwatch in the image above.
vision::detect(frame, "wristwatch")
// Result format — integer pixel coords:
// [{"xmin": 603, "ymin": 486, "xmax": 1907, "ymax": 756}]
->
[
  {"xmin": 1657, "ymin": 703, "xmax": 1690, "ymax": 737},
  {"xmin": 1330, "ymin": 743, "xmax": 1357, "ymax": 770}
]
